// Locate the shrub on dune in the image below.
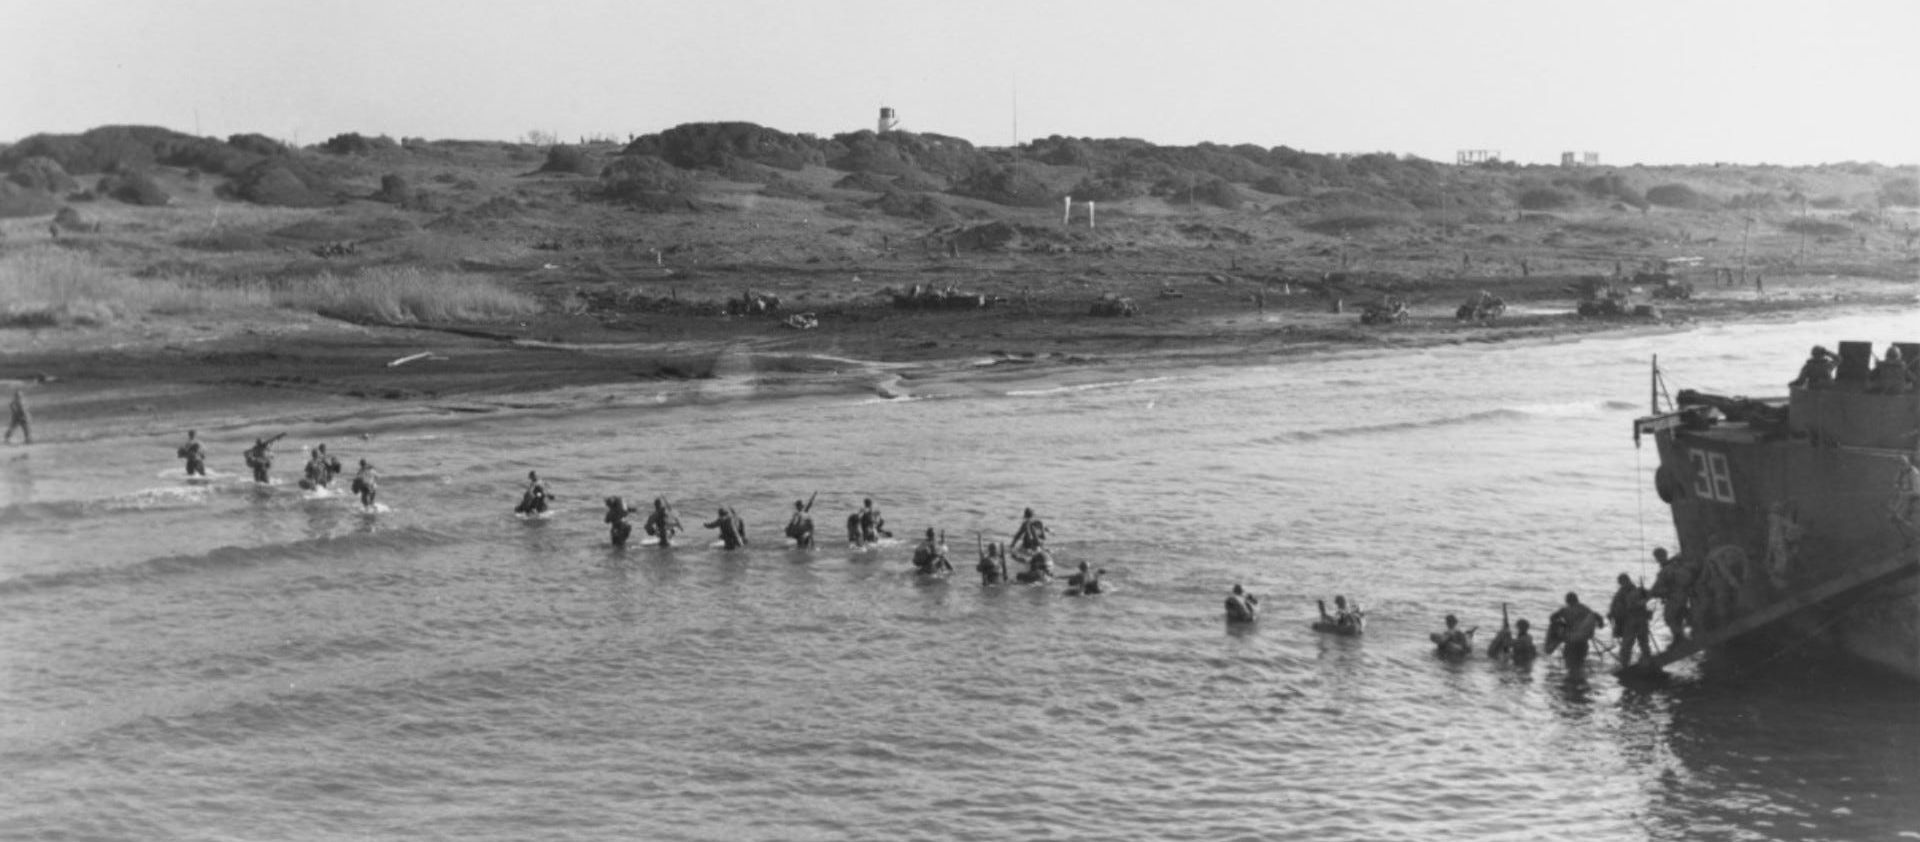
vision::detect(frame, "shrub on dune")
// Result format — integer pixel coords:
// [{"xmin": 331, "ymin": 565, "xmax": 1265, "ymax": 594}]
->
[
  {"xmin": 8, "ymin": 156, "xmax": 79, "ymax": 194},
  {"xmin": 1517, "ymin": 186, "xmax": 1576, "ymax": 210},
  {"xmin": 226, "ymin": 133, "xmax": 290, "ymax": 157},
  {"xmin": 948, "ymin": 163, "xmax": 1056, "ymax": 208},
  {"xmin": 1881, "ymin": 176, "xmax": 1919, "ymax": 208},
  {"xmin": 230, "ymin": 160, "xmax": 339, "ymax": 207},
  {"xmin": 539, "ymin": 145, "xmax": 600, "ymax": 176},
  {"xmin": 598, "ymin": 155, "xmax": 696, "ymax": 209},
  {"xmin": 1646, "ymin": 183, "xmax": 1714, "ymax": 210},
  {"xmin": 95, "ymin": 168, "xmax": 171, "ymax": 206},
  {"xmin": 1781, "ymin": 217, "xmax": 1852, "ymax": 237}
]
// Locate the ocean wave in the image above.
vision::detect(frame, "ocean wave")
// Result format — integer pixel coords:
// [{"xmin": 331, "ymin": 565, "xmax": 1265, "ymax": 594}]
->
[
  {"xmin": 1005, "ymin": 376, "xmax": 1174, "ymax": 398},
  {"xmin": 0, "ymin": 484, "xmax": 222, "ymax": 526},
  {"xmin": 0, "ymin": 525, "xmax": 451, "ymax": 597},
  {"xmin": 1253, "ymin": 399, "xmax": 1631, "ymax": 445}
]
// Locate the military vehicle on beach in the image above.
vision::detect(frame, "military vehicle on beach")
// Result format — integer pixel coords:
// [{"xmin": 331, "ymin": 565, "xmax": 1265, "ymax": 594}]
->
[
  {"xmin": 1455, "ymin": 293, "xmax": 1506, "ymax": 321},
  {"xmin": 1571, "ymin": 276, "xmax": 1661, "ymax": 318},
  {"xmin": 1359, "ymin": 296, "xmax": 1408, "ymax": 325}
]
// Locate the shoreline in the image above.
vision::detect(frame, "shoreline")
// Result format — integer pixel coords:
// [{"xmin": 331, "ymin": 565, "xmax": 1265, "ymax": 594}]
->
[{"xmin": 3, "ymin": 273, "xmax": 1914, "ymax": 446}]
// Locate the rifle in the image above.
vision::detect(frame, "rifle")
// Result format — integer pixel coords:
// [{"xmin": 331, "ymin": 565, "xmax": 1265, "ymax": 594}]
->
[
  {"xmin": 804, "ymin": 491, "xmax": 817, "ymax": 512},
  {"xmin": 245, "ymin": 432, "xmax": 286, "ymax": 465}
]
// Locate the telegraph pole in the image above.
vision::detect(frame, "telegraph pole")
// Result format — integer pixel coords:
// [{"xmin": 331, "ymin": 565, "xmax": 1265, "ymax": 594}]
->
[{"xmin": 1740, "ymin": 216, "xmax": 1753, "ymax": 283}]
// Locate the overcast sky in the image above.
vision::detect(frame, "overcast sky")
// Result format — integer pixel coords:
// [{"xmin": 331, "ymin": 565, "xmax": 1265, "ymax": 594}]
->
[{"xmin": 4, "ymin": 0, "xmax": 1913, "ymax": 165}]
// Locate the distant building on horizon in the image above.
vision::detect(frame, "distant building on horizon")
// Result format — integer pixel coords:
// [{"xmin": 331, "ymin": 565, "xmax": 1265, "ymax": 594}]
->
[
  {"xmin": 1561, "ymin": 150, "xmax": 1601, "ymax": 167},
  {"xmin": 877, "ymin": 106, "xmax": 899, "ymax": 134},
  {"xmin": 1457, "ymin": 149, "xmax": 1500, "ymax": 165}
]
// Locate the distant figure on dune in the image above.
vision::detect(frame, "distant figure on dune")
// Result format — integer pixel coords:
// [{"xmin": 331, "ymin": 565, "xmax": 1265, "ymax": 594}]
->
[{"xmin": 4, "ymin": 390, "xmax": 29, "ymax": 445}]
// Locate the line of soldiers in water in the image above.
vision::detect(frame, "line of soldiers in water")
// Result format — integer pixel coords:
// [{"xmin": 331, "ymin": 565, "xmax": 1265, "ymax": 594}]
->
[
  {"xmin": 592, "ymin": 488, "xmax": 1108, "ymax": 593},
  {"xmin": 1423, "ymin": 552, "xmax": 1689, "ymax": 671},
  {"xmin": 179, "ymin": 429, "xmax": 1705, "ymax": 639},
  {"xmin": 176, "ymin": 430, "xmax": 380, "ymax": 508},
  {"xmin": 171, "ymin": 431, "xmax": 1100, "ymax": 587},
  {"xmin": 1224, "ymin": 545, "xmax": 1699, "ymax": 673}
]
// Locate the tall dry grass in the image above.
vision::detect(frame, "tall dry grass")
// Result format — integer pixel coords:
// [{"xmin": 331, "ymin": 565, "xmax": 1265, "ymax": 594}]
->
[
  {"xmin": 0, "ymin": 247, "xmax": 541, "ymax": 327},
  {"xmin": 0, "ymin": 246, "xmax": 269, "ymax": 326},
  {"xmin": 274, "ymin": 267, "xmax": 542, "ymax": 323}
]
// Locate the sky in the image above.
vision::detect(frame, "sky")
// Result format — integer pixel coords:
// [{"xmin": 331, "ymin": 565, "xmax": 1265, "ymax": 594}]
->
[{"xmin": 3, "ymin": 0, "xmax": 1914, "ymax": 166}]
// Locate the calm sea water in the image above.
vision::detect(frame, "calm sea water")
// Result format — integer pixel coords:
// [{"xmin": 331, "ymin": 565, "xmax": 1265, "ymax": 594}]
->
[{"xmin": 4, "ymin": 310, "xmax": 1918, "ymax": 841}]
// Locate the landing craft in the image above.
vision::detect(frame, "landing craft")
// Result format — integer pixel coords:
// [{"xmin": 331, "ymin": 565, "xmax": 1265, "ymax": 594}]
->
[{"xmin": 1630, "ymin": 341, "xmax": 1920, "ymax": 679}]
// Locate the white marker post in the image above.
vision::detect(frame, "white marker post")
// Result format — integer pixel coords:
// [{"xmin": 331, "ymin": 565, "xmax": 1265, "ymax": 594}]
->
[
  {"xmin": 1063, "ymin": 195, "xmax": 1072, "ymax": 227},
  {"xmin": 1089, "ymin": 201, "xmax": 1096, "ymax": 230}
]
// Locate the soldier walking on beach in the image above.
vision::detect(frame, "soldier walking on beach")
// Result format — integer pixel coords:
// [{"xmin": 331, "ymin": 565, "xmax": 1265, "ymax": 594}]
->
[{"xmin": 5, "ymin": 390, "xmax": 31, "ymax": 445}]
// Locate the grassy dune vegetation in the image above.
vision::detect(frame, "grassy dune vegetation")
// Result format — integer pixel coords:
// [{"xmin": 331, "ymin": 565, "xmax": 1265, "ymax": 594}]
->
[
  {"xmin": 0, "ymin": 246, "xmax": 538, "ymax": 328},
  {"xmin": 283, "ymin": 267, "xmax": 543, "ymax": 323},
  {"xmin": 0, "ymin": 246, "xmax": 262, "ymax": 326}
]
